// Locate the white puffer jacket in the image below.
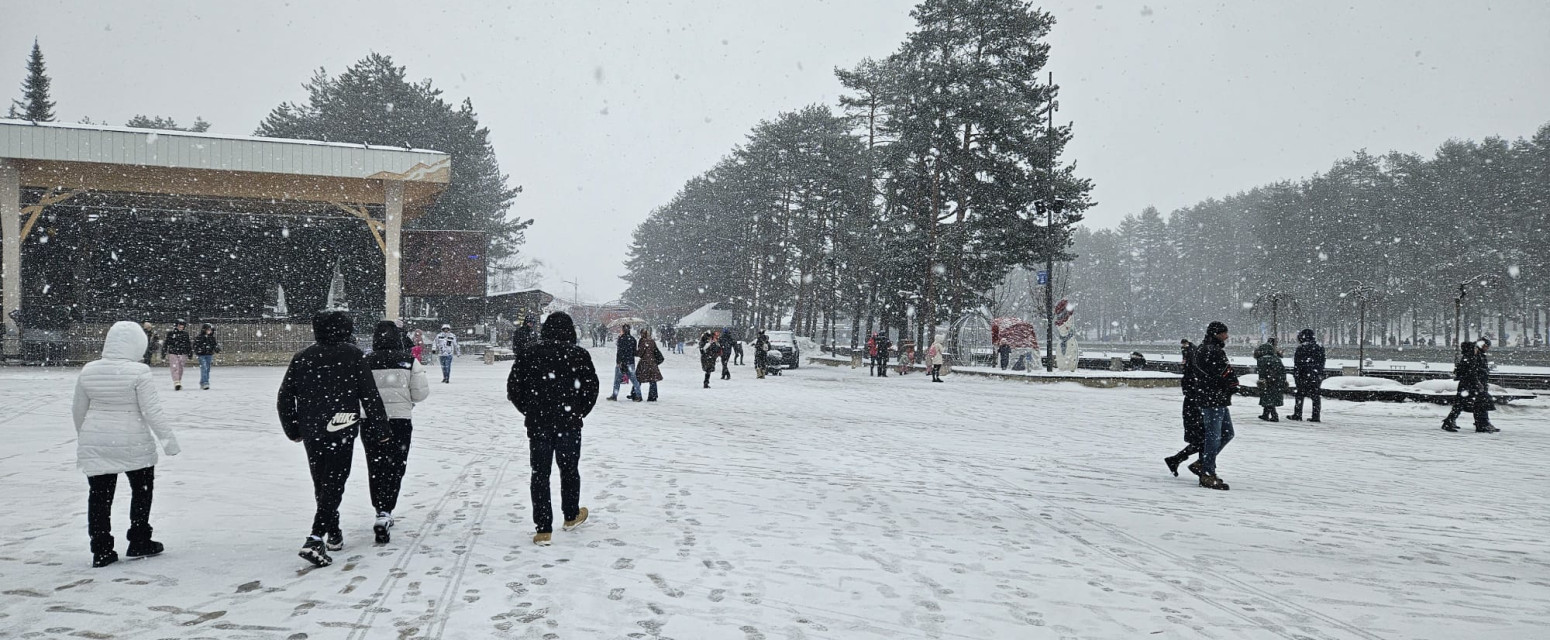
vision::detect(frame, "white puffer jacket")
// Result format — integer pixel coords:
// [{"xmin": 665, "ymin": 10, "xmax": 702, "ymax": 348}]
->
[
  {"xmin": 373, "ymin": 358, "xmax": 430, "ymax": 419},
  {"xmin": 72, "ymin": 321, "xmax": 179, "ymax": 476}
]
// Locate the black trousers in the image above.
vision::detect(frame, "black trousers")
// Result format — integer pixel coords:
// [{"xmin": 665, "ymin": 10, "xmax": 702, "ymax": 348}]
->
[
  {"xmin": 874, "ymin": 355, "xmax": 888, "ymax": 376},
  {"xmin": 1293, "ymin": 380, "xmax": 1322, "ymax": 418},
  {"xmin": 529, "ymin": 427, "xmax": 582, "ymax": 534},
  {"xmin": 364, "ymin": 419, "xmax": 414, "ymax": 515},
  {"xmin": 1444, "ymin": 403, "xmax": 1491, "ymax": 427},
  {"xmin": 305, "ymin": 429, "xmax": 356, "ymax": 538},
  {"xmin": 720, "ymin": 356, "xmax": 731, "ymax": 379},
  {"xmin": 88, "ymin": 466, "xmax": 155, "ymax": 554}
]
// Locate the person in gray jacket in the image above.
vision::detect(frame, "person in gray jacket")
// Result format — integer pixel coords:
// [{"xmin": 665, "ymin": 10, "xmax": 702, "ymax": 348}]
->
[{"xmin": 363, "ymin": 321, "xmax": 430, "ymax": 543}]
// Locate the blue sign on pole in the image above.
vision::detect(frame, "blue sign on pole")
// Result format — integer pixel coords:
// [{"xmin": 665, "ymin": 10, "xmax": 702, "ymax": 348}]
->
[{"xmin": 1037, "ymin": 270, "xmax": 1049, "ymax": 286}]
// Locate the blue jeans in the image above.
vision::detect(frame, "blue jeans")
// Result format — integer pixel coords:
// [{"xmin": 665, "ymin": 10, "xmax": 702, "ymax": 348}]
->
[
  {"xmin": 1199, "ymin": 407, "xmax": 1235, "ymax": 475},
  {"xmin": 440, "ymin": 355, "xmax": 453, "ymax": 381},
  {"xmin": 612, "ymin": 362, "xmax": 642, "ymax": 398},
  {"xmin": 198, "ymin": 355, "xmax": 213, "ymax": 387}
]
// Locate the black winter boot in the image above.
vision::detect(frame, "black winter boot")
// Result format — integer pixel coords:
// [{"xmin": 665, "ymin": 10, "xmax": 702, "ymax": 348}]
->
[
  {"xmin": 92, "ymin": 550, "xmax": 119, "ymax": 568},
  {"xmin": 126, "ymin": 540, "xmax": 164, "ymax": 558}
]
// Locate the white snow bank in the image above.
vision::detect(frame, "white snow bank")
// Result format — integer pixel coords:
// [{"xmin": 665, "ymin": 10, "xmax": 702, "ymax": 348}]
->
[{"xmin": 1321, "ymin": 376, "xmax": 1406, "ymax": 391}]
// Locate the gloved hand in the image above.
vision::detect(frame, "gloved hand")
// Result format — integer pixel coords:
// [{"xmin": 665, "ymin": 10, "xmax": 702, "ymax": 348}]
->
[{"xmin": 163, "ymin": 440, "xmax": 181, "ymax": 456}]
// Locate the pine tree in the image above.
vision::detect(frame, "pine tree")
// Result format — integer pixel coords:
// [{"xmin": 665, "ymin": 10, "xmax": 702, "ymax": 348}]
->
[
  {"xmin": 124, "ymin": 115, "xmax": 212, "ymax": 132},
  {"xmin": 8, "ymin": 40, "xmax": 56, "ymax": 122}
]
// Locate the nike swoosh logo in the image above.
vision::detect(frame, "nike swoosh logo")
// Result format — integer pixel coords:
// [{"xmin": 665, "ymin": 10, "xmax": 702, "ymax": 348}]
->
[{"xmin": 326, "ymin": 412, "xmax": 360, "ymax": 432}]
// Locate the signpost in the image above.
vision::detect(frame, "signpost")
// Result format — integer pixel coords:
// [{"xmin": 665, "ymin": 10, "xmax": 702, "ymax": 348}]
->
[{"xmin": 1036, "ymin": 270, "xmax": 1049, "ymax": 286}]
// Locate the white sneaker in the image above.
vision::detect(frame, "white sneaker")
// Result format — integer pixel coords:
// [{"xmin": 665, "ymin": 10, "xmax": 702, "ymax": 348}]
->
[{"xmin": 374, "ymin": 512, "xmax": 394, "ymax": 544}]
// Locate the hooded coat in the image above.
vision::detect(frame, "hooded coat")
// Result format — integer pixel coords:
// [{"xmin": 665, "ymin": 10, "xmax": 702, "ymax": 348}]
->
[
  {"xmin": 366, "ymin": 321, "xmax": 430, "ymax": 419},
  {"xmin": 1293, "ymin": 330, "xmax": 1326, "ymax": 387},
  {"xmin": 1452, "ymin": 342, "xmax": 1495, "ymax": 413},
  {"xmin": 1179, "ymin": 342, "xmax": 1204, "ymax": 445},
  {"xmin": 72, "ymin": 321, "xmax": 180, "ymax": 476},
  {"xmin": 276, "ymin": 312, "xmax": 390, "ymax": 442},
  {"xmin": 1254, "ymin": 342, "xmax": 1288, "ymax": 407},
  {"xmin": 635, "ymin": 336, "xmax": 665, "ymax": 383},
  {"xmin": 1192, "ymin": 332, "xmax": 1239, "ymax": 407},
  {"xmin": 193, "ymin": 324, "xmax": 221, "ymax": 356},
  {"xmin": 699, "ymin": 333, "xmax": 722, "ymax": 372},
  {"xmin": 507, "ymin": 312, "xmax": 600, "ymax": 433},
  {"xmin": 927, "ymin": 339, "xmax": 945, "ymax": 366}
]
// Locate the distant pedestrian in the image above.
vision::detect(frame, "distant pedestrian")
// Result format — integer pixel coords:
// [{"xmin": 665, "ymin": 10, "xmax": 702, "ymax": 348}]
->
[
  {"xmin": 1164, "ymin": 339, "xmax": 1205, "ymax": 477},
  {"xmin": 608, "ymin": 324, "xmax": 642, "ymax": 402},
  {"xmin": 140, "ymin": 322, "xmax": 158, "ymax": 365},
  {"xmin": 74, "ymin": 321, "xmax": 181, "ymax": 568},
  {"xmin": 161, "ymin": 320, "xmax": 192, "ymax": 391},
  {"xmin": 1255, "ymin": 339, "xmax": 1286, "ymax": 422},
  {"xmin": 193, "ymin": 323, "xmax": 221, "ymax": 390},
  {"xmin": 897, "ymin": 340, "xmax": 915, "ymax": 376},
  {"xmin": 512, "ymin": 315, "xmax": 539, "ymax": 354},
  {"xmin": 506, "ymin": 312, "xmax": 599, "ymax": 546},
  {"xmin": 866, "ymin": 333, "xmax": 878, "ymax": 376},
  {"xmin": 411, "ymin": 329, "xmax": 425, "ymax": 364},
  {"xmin": 636, "ymin": 327, "xmax": 665, "ymax": 401},
  {"xmin": 1191, "ymin": 321, "xmax": 1238, "ymax": 490},
  {"xmin": 1288, "ymin": 329, "xmax": 1325, "ymax": 422},
  {"xmin": 699, "ymin": 331, "xmax": 722, "ymax": 388},
  {"xmin": 875, "ymin": 333, "xmax": 892, "ymax": 377},
  {"xmin": 998, "ymin": 343, "xmax": 1012, "ymax": 370},
  {"xmin": 926, "ymin": 337, "xmax": 945, "ymax": 383},
  {"xmin": 434, "ymin": 324, "xmax": 458, "ymax": 383},
  {"xmin": 717, "ymin": 328, "xmax": 733, "ymax": 380},
  {"xmin": 277, "ymin": 312, "xmax": 391, "ymax": 567},
  {"xmin": 754, "ymin": 331, "xmax": 772, "ymax": 379},
  {"xmin": 363, "ymin": 321, "xmax": 430, "ymax": 544},
  {"xmin": 1442, "ymin": 339, "xmax": 1498, "ymax": 433}
]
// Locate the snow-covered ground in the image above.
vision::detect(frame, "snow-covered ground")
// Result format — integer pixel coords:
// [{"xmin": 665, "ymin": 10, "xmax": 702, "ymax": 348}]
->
[{"xmin": 3, "ymin": 349, "xmax": 1548, "ymax": 639}]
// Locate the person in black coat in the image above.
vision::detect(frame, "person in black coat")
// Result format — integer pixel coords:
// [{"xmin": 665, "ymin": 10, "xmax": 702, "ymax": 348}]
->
[
  {"xmin": 193, "ymin": 323, "xmax": 221, "ymax": 390},
  {"xmin": 609, "ymin": 325, "xmax": 642, "ymax": 401},
  {"xmin": 161, "ymin": 320, "xmax": 193, "ymax": 390},
  {"xmin": 875, "ymin": 333, "xmax": 892, "ymax": 378},
  {"xmin": 1164, "ymin": 339, "xmax": 1205, "ymax": 476},
  {"xmin": 699, "ymin": 331, "xmax": 722, "ymax": 388},
  {"xmin": 506, "ymin": 312, "xmax": 599, "ymax": 546},
  {"xmin": 277, "ymin": 311, "xmax": 391, "ymax": 567},
  {"xmin": 1442, "ymin": 339, "xmax": 1498, "ymax": 433},
  {"xmin": 1191, "ymin": 321, "xmax": 1238, "ymax": 490},
  {"xmin": 1288, "ymin": 329, "xmax": 1325, "ymax": 422},
  {"xmin": 717, "ymin": 328, "xmax": 734, "ymax": 380},
  {"xmin": 512, "ymin": 315, "xmax": 539, "ymax": 354}
]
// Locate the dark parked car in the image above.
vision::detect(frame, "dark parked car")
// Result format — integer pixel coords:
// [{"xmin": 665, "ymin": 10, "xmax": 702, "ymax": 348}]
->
[{"xmin": 767, "ymin": 330, "xmax": 800, "ymax": 369}]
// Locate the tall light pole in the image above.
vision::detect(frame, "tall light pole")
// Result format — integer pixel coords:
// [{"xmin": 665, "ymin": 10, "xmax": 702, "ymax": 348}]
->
[
  {"xmin": 1344, "ymin": 281, "xmax": 1381, "ymax": 377},
  {"xmin": 1043, "ymin": 71, "xmax": 1058, "ymax": 373}
]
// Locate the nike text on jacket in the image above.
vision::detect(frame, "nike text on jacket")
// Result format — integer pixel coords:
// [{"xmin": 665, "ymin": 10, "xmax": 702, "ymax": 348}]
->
[{"xmin": 277, "ymin": 312, "xmax": 390, "ymax": 441}]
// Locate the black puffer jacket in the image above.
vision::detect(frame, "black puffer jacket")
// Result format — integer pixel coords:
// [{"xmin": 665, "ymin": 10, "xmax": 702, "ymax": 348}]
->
[
  {"xmin": 193, "ymin": 324, "xmax": 220, "ymax": 356},
  {"xmin": 162, "ymin": 328, "xmax": 192, "ymax": 357},
  {"xmin": 1293, "ymin": 332, "xmax": 1326, "ymax": 385},
  {"xmin": 616, "ymin": 332, "xmax": 638, "ymax": 364},
  {"xmin": 1192, "ymin": 334, "xmax": 1239, "ymax": 408},
  {"xmin": 507, "ymin": 312, "xmax": 600, "ymax": 433},
  {"xmin": 1453, "ymin": 343, "xmax": 1495, "ymax": 413},
  {"xmin": 276, "ymin": 312, "xmax": 389, "ymax": 442}
]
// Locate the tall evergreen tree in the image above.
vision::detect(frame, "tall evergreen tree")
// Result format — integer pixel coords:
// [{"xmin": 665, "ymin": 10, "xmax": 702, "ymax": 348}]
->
[
  {"xmin": 256, "ymin": 53, "xmax": 530, "ymax": 262},
  {"xmin": 8, "ymin": 40, "xmax": 55, "ymax": 121},
  {"xmin": 125, "ymin": 115, "xmax": 211, "ymax": 132}
]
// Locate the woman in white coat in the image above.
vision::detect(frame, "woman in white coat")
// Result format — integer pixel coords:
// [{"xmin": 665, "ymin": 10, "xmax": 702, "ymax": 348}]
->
[
  {"xmin": 926, "ymin": 338, "xmax": 946, "ymax": 383},
  {"xmin": 73, "ymin": 321, "xmax": 180, "ymax": 567}
]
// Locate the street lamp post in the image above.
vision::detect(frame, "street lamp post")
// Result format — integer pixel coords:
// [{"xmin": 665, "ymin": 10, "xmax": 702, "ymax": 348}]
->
[{"xmin": 1344, "ymin": 281, "xmax": 1381, "ymax": 377}]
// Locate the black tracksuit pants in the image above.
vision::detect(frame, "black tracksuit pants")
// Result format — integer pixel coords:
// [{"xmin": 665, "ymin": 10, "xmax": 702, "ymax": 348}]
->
[
  {"xmin": 364, "ymin": 419, "xmax": 413, "ymax": 515},
  {"xmin": 305, "ymin": 429, "xmax": 356, "ymax": 538},
  {"xmin": 88, "ymin": 466, "xmax": 155, "ymax": 554},
  {"xmin": 1293, "ymin": 379, "xmax": 1322, "ymax": 418},
  {"xmin": 874, "ymin": 354, "xmax": 888, "ymax": 376},
  {"xmin": 529, "ymin": 427, "xmax": 582, "ymax": 534}
]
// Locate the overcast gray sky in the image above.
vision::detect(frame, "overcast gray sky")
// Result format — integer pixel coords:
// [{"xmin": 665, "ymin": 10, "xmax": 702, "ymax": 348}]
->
[{"xmin": 4, "ymin": 1, "xmax": 1547, "ymax": 302}]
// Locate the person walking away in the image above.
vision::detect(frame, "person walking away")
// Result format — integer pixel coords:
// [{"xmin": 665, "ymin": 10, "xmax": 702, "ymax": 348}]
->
[
  {"xmin": 277, "ymin": 311, "xmax": 391, "ymax": 567},
  {"xmin": 363, "ymin": 321, "xmax": 429, "ymax": 543},
  {"xmin": 998, "ymin": 343, "xmax": 1012, "ymax": 370},
  {"xmin": 716, "ymin": 328, "xmax": 734, "ymax": 380},
  {"xmin": 754, "ymin": 331, "xmax": 772, "ymax": 379},
  {"xmin": 1192, "ymin": 321, "xmax": 1238, "ymax": 490},
  {"xmin": 507, "ymin": 312, "xmax": 599, "ymax": 546},
  {"xmin": 876, "ymin": 333, "xmax": 892, "ymax": 377},
  {"xmin": 140, "ymin": 322, "xmax": 158, "ymax": 365},
  {"xmin": 161, "ymin": 320, "xmax": 192, "ymax": 390},
  {"xmin": 699, "ymin": 331, "xmax": 722, "ymax": 388},
  {"xmin": 635, "ymin": 327, "xmax": 665, "ymax": 401},
  {"xmin": 608, "ymin": 325, "xmax": 643, "ymax": 401},
  {"xmin": 1288, "ymin": 329, "xmax": 1325, "ymax": 422},
  {"xmin": 1164, "ymin": 339, "xmax": 1205, "ymax": 477},
  {"xmin": 1442, "ymin": 339, "xmax": 1498, "ymax": 433},
  {"xmin": 1255, "ymin": 338, "xmax": 1287, "ymax": 421},
  {"xmin": 73, "ymin": 321, "xmax": 181, "ymax": 568},
  {"xmin": 193, "ymin": 323, "xmax": 221, "ymax": 390},
  {"xmin": 434, "ymin": 324, "xmax": 458, "ymax": 383},
  {"xmin": 512, "ymin": 315, "xmax": 539, "ymax": 353},
  {"xmin": 927, "ymin": 338, "xmax": 945, "ymax": 382},
  {"xmin": 865, "ymin": 333, "xmax": 878, "ymax": 376}
]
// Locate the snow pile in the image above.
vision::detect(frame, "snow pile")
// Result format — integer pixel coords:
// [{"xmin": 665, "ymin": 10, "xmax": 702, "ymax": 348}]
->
[{"xmin": 1321, "ymin": 376, "xmax": 1405, "ymax": 391}]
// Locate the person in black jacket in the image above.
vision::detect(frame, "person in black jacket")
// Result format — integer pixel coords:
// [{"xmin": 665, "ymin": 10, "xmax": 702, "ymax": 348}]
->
[
  {"xmin": 1191, "ymin": 321, "xmax": 1238, "ymax": 490},
  {"xmin": 161, "ymin": 320, "xmax": 193, "ymax": 391},
  {"xmin": 1442, "ymin": 339, "xmax": 1498, "ymax": 433},
  {"xmin": 277, "ymin": 311, "xmax": 391, "ymax": 567},
  {"xmin": 507, "ymin": 312, "xmax": 599, "ymax": 546},
  {"xmin": 512, "ymin": 315, "xmax": 538, "ymax": 354},
  {"xmin": 609, "ymin": 324, "xmax": 642, "ymax": 401},
  {"xmin": 1164, "ymin": 339, "xmax": 1205, "ymax": 476},
  {"xmin": 193, "ymin": 323, "xmax": 220, "ymax": 391},
  {"xmin": 717, "ymin": 327, "xmax": 734, "ymax": 380},
  {"xmin": 699, "ymin": 331, "xmax": 722, "ymax": 388},
  {"xmin": 875, "ymin": 333, "xmax": 892, "ymax": 378},
  {"xmin": 1288, "ymin": 329, "xmax": 1325, "ymax": 422}
]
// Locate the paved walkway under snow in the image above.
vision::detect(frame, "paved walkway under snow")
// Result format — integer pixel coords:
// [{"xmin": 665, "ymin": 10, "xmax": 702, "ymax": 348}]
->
[{"xmin": 1, "ymin": 350, "xmax": 1546, "ymax": 639}]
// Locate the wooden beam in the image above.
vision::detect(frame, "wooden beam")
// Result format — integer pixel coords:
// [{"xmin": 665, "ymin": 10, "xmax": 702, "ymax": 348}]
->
[
  {"xmin": 19, "ymin": 189, "xmax": 80, "ymax": 238},
  {"xmin": 331, "ymin": 201, "xmax": 387, "ymax": 255}
]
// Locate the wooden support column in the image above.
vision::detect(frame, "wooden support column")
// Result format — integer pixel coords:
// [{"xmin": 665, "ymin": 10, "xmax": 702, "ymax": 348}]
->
[
  {"xmin": 384, "ymin": 180, "xmax": 405, "ymax": 321},
  {"xmin": 1, "ymin": 159, "xmax": 19, "ymax": 351}
]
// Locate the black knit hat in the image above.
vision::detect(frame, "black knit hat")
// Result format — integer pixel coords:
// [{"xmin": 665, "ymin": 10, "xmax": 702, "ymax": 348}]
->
[{"xmin": 1206, "ymin": 321, "xmax": 1228, "ymax": 336}]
